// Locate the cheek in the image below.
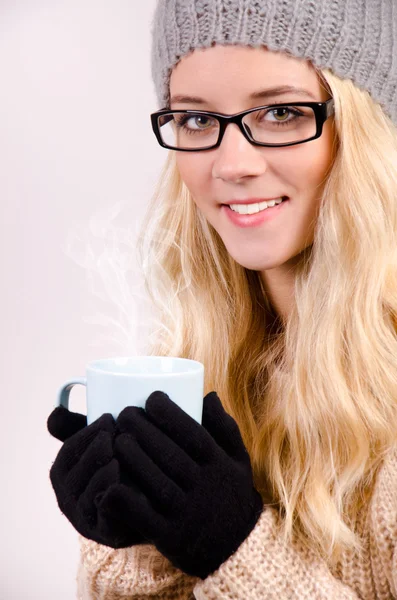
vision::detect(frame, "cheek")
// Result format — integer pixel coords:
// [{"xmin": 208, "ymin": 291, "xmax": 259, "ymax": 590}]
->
[
  {"xmin": 176, "ymin": 156, "xmax": 210, "ymax": 195},
  {"xmin": 311, "ymin": 123, "xmax": 336, "ymax": 184},
  {"xmin": 289, "ymin": 139, "xmax": 334, "ymax": 192},
  {"xmin": 176, "ymin": 156, "xmax": 197, "ymax": 189}
]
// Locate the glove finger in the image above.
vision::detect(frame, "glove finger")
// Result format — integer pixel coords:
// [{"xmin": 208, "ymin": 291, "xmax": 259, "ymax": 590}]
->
[
  {"xmin": 98, "ymin": 483, "xmax": 167, "ymax": 544},
  {"xmin": 95, "ymin": 512, "xmax": 148, "ymax": 548},
  {"xmin": 77, "ymin": 458, "xmax": 121, "ymax": 527},
  {"xmin": 115, "ymin": 433, "xmax": 186, "ymax": 511},
  {"xmin": 65, "ymin": 430, "xmax": 114, "ymax": 497},
  {"xmin": 47, "ymin": 406, "xmax": 87, "ymax": 442},
  {"xmin": 52, "ymin": 412, "xmax": 115, "ymax": 475},
  {"xmin": 50, "ymin": 430, "xmax": 114, "ymax": 501},
  {"xmin": 116, "ymin": 406, "xmax": 203, "ymax": 476},
  {"xmin": 122, "ymin": 393, "xmax": 216, "ymax": 464},
  {"xmin": 202, "ymin": 392, "xmax": 249, "ymax": 462}
]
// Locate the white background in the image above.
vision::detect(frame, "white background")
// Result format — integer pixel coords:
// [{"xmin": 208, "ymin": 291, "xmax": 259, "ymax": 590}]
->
[{"xmin": 1, "ymin": 1, "xmax": 166, "ymax": 598}]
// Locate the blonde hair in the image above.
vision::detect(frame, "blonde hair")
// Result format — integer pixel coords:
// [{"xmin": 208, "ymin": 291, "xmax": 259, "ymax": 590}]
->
[{"xmin": 135, "ymin": 67, "xmax": 397, "ymax": 565}]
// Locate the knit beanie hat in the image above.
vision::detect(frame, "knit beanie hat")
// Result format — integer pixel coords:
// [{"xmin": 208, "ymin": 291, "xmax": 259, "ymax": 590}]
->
[{"xmin": 150, "ymin": 0, "xmax": 397, "ymax": 127}]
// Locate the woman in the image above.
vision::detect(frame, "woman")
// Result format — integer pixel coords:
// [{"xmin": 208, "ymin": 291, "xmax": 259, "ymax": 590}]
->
[{"xmin": 48, "ymin": 1, "xmax": 397, "ymax": 598}]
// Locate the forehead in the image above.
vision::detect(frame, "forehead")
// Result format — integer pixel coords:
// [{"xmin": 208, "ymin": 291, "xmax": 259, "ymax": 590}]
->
[{"xmin": 170, "ymin": 44, "xmax": 323, "ymax": 106}]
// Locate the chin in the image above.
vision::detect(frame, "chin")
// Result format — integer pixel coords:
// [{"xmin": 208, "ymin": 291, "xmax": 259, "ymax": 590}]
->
[{"xmin": 226, "ymin": 253, "xmax": 279, "ymax": 271}]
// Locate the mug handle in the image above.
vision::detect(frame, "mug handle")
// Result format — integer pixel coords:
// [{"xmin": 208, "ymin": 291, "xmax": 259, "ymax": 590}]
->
[{"xmin": 56, "ymin": 378, "xmax": 87, "ymax": 414}]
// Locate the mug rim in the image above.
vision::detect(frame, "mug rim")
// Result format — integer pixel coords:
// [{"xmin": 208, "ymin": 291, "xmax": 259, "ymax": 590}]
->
[{"xmin": 86, "ymin": 355, "xmax": 204, "ymax": 375}]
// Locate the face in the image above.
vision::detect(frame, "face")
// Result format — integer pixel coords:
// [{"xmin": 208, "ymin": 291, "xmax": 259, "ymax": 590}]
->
[{"xmin": 169, "ymin": 44, "xmax": 336, "ymax": 278}]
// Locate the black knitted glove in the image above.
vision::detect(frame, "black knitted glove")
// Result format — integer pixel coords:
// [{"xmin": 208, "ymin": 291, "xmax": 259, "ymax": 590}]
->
[
  {"xmin": 47, "ymin": 407, "xmax": 148, "ymax": 547},
  {"xmin": 98, "ymin": 391, "xmax": 264, "ymax": 579},
  {"xmin": 47, "ymin": 405, "xmax": 87, "ymax": 442}
]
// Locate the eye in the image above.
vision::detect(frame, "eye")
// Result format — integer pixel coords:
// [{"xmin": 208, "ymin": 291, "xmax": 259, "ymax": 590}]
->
[
  {"xmin": 248, "ymin": 105, "xmax": 307, "ymax": 128},
  {"xmin": 190, "ymin": 115, "xmax": 213, "ymax": 129},
  {"xmin": 175, "ymin": 114, "xmax": 215, "ymax": 130},
  {"xmin": 270, "ymin": 107, "xmax": 291, "ymax": 121}
]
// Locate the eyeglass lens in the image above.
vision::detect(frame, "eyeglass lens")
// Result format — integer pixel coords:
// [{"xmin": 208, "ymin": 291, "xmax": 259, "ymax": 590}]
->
[{"xmin": 157, "ymin": 105, "xmax": 317, "ymax": 149}]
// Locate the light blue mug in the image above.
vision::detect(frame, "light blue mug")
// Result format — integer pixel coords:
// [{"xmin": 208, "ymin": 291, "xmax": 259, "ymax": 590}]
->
[{"xmin": 55, "ymin": 356, "xmax": 205, "ymax": 425}]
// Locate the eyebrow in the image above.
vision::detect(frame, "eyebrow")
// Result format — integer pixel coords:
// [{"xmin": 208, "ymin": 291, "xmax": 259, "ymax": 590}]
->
[{"xmin": 170, "ymin": 85, "xmax": 317, "ymax": 106}]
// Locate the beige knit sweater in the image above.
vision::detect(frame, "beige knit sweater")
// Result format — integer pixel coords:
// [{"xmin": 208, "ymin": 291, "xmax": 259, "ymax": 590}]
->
[{"xmin": 76, "ymin": 447, "xmax": 397, "ymax": 599}]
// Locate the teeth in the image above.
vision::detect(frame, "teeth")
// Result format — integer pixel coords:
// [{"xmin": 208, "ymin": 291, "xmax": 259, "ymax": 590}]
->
[{"xmin": 229, "ymin": 198, "xmax": 284, "ymax": 215}]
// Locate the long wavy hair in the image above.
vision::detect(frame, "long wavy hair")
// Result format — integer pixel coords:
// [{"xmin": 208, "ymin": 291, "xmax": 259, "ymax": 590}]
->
[{"xmin": 135, "ymin": 65, "xmax": 397, "ymax": 565}]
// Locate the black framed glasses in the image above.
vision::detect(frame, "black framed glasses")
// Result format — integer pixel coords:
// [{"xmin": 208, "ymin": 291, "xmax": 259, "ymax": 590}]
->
[{"xmin": 150, "ymin": 98, "xmax": 335, "ymax": 151}]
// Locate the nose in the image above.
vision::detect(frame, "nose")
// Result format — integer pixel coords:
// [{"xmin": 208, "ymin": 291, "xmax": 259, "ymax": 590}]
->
[{"xmin": 212, "ymin": 122, "xmax": 268, "ymax": 182}]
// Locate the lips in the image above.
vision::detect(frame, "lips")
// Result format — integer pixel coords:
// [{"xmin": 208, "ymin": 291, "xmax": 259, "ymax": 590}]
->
[{"xmin": 222, "ymin": 196, "xmax": 289, "ymax": 206}]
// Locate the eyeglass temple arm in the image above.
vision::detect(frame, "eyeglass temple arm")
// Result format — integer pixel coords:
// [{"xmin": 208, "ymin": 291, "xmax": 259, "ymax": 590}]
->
[{"xmin": 326, "ymin": 97, "xmax": 335, "ymax": 118}]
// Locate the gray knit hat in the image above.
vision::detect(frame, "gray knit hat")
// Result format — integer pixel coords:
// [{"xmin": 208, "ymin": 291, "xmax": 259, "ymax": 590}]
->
[{"xmin": 150, "ymin": 0, "xmax": 397, "ymax": 126}]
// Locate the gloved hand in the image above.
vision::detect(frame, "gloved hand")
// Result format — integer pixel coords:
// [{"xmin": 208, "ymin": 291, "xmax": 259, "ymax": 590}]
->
[
  {"xmin": 47, "ymin": 405, "xmax": 87, "ymax": 442},
  {"xmin": 97, "ymin": 391, "xmax": 264, "ymax": 579},
  {"xmin": 47, "ymin": 406, "xmax": 148, "ymax": 548}
]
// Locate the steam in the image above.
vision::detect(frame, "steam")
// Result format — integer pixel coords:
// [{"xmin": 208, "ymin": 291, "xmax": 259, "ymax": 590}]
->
[{"xmin": 61, "ymin": 200, "xmax": 158, "ymax": 357}]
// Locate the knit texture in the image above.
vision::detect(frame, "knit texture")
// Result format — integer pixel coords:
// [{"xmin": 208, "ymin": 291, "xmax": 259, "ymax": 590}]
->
[
  {"xmin": 77, "ymin": 446, "xmax": 397, "ymax": 599},
  {"xmin": 150, "ymin": 0, "xmax": 397, "ymax": 126}
]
